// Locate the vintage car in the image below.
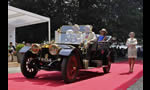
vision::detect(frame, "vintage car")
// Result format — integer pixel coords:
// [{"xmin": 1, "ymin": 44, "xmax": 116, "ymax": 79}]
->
[{"xmin": 20, "ymin": 25, "xmax": 114, "ymax": 83}]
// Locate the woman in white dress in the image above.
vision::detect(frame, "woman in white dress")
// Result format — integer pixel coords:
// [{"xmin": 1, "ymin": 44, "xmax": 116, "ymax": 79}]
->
[{"xmin": 126, "ymin": 32, "xmax": 138, "ymax": 73}]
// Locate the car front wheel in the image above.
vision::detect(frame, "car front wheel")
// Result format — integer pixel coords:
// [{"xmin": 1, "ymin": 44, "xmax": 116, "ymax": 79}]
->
[
  {"xmin": 21, "ymin": 53, "xmax": 38, "ymax": 78},
  {"xmin": 61, "ymin": 54, "xmax": 79, "ymax": 83}
]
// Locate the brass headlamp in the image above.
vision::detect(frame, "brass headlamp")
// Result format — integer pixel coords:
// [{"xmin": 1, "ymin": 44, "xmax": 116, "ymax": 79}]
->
[
  {"xmin": 31, "ymin": 44, "xmax": 40, "ymax": 54},
  {"xmin": 49, "ymin": 44, "xmax": 61, "ymax": 55}
]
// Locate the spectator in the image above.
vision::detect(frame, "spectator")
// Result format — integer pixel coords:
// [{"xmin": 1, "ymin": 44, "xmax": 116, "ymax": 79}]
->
[
  {"xmin": 137, "ymin": 47, "xmax": 141, "ymax": 57},
  {"xmin": 141, "ymin": 46, "xmax": 143, "ymax": 57},
  {"xmin": 8, "ymin": 42, "xmax": 16, "ymax": 62},
  {"xmin": 139, "ymin": 46, "xmax": 143, "ymax": 57}
]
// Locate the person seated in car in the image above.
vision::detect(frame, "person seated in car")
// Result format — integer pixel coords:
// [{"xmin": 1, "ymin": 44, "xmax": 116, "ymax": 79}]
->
[
  {"xmin": 81, "ymin": 25, "xmax": 97, "ymax": 67},
  {"xmin": 72, "ymin": 24, "xmax": 81, "ymax": 34},
  {"xmin": 97, "ymin": 28, "xmax": 108, "ymax": 42},
  {"xmin": 81, "ymin": 25, "xmax": 97, "ymax": 48},
  {"xmin": 98, "ymin": 28, "xmax": 109, "ymax": 67},
  {"xmin": 71, "ymin": 24, "xmax": 82, "ymax": 43}
]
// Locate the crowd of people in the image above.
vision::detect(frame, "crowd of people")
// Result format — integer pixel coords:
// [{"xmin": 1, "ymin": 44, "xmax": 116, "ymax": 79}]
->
[{"xmin": 111, "ymin": 45, "xmax": 143, "ymax": 58}]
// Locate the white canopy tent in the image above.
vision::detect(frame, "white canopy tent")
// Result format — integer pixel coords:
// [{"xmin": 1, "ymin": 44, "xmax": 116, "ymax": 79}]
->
[{"xmin": 8, "ymin": 5, "xmax": 51, "ymax": 46}]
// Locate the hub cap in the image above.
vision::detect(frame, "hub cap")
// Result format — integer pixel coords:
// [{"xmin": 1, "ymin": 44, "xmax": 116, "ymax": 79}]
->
[
  {"xmin": 67, "ymin": 56, "xmax": 78, "ymax": 80},
  {"xmin": 25, "ymin": 58, "xmax": 36, "ymax": 73}
]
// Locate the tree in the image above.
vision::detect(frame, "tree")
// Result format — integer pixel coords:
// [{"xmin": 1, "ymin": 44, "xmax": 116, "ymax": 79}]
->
[{"xmin": 9, "ymin": 0, "xmax": 143, "ymax": 43}]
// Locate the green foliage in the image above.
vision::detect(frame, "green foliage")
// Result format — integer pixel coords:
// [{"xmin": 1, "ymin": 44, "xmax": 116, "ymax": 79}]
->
[{"xmin": 16, "ymin": 44, "xmax": 25, "ymax": 52}]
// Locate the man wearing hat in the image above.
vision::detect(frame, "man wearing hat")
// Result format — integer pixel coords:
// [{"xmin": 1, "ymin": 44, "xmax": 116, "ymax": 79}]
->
[
  {"xmin": 97, "ymin": 28, "xmax": 108, "ymax": 42},
  {"xmin": 97, "ymin": 28, "xmax": 109, "ymax": 67}
]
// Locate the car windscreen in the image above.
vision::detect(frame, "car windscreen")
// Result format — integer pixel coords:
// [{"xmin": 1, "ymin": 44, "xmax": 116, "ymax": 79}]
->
[
  {"xmin": 55, "ymin": 25, "xmax": 90, "ymax": 44},
  {"xmin": 55, "ymin": 31, "xmax": 83, "ymax": 44}
]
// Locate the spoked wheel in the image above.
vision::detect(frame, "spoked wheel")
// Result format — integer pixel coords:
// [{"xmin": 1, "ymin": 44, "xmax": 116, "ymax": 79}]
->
[
  {"xmin": 21, "ymin": 55, "xmax": 38, "ymax": 78},
  {"xmin": 103, "ymin": 56, "xmax": 111, "ymax": 73},
  {"xmin": 61, "ymin": 54, "xmax": 79, "ymax": 83}
]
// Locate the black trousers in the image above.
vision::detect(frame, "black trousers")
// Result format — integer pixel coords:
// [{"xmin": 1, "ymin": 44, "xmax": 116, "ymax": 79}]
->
[
  {"xmin": 100, "ymin": 48, "xmax": 109, "ymax": 65},
  {"xmin": 85, "ymin": 44, "xmax": 92, "ymax": 60}
]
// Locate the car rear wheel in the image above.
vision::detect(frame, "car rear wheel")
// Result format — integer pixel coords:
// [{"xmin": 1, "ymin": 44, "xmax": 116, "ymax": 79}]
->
[
  {"xmin": 61, "ymin": 54, "xmax": 79, "ymax": 83},
  {"xmin": 21, "ymin": 53, "xmax": 38, "ymax": 78},
  {"xmin": 103, "ymin": 56, "xmax": 111, "ymax": 73}
]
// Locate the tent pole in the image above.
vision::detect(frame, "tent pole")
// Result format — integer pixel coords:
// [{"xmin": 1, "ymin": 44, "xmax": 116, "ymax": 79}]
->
[{"xmin": 48, "ymin": 19, "xmax": 51, "ymax": 42}]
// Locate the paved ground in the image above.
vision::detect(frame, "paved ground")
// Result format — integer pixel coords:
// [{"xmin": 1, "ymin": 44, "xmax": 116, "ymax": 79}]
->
[
  {"xmin": 8, "ymin": 67, "xmax": 20, "ymax": 73},
  {"xmin": 127, "ymin": 76, "xmax": 143, "ymax": 90},
  {"xmin": 8, "ymin": 56, "xmax": 143, "ymax": 89}
]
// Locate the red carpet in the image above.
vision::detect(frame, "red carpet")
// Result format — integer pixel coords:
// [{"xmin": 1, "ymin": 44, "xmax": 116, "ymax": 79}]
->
[{"xmin": 8, "ymin": 60, "xmax": 143, "ymax": 90}]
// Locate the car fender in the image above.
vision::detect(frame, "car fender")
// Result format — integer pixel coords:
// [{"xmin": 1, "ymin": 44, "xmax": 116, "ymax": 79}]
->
[
  {"xmin": 59, "ymin": 48, "xmax": 84, "ymax": 68},
  {"xmin": 19, "ymin": 46, "xmax": 31, "ymax": 53},
  {"xmin": 59, "ymin": 48, "xmax": 74, "ymax": 56}
]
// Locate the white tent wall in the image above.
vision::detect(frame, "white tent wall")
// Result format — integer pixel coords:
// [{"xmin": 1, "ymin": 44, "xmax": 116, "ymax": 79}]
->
[
  {"xmin": 8, "ymin": 5, "xmax": 51, "ymax": 45},
  {"xmin": 8, "ymin": 25, "xmax": 15, "ymax": 46}
]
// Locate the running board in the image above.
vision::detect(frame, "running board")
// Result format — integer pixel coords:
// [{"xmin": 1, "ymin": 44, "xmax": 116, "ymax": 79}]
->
[{"xmin": 92, "ymin": 60, "xmax": 103, "ymax": 67}]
